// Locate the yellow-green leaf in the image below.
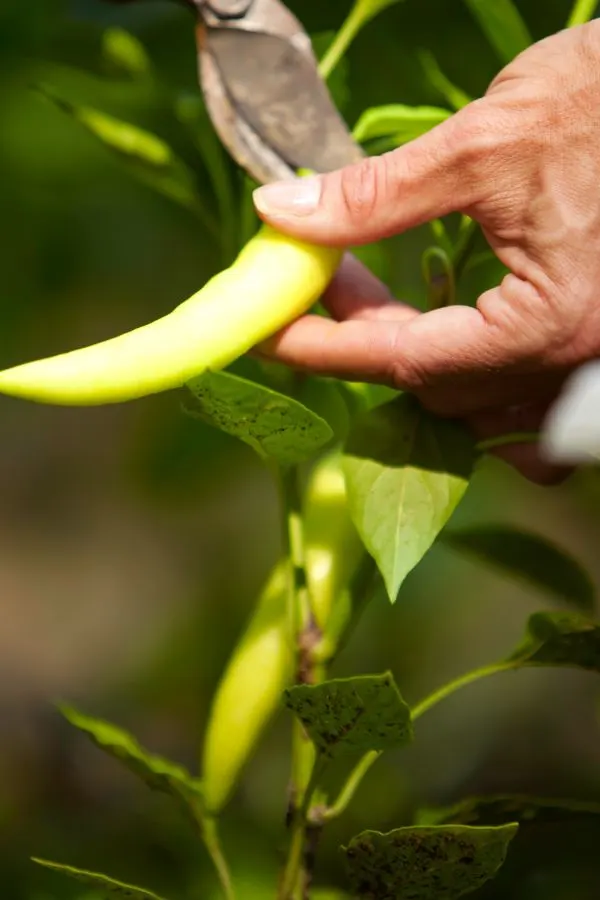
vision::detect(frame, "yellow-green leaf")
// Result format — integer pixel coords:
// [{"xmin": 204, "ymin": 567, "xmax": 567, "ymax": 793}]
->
[
  {"xmin": 463, "ymin": 0, "xmax": 532, "ymax": 64},
  {"xmin": 353, "ymin": 104, "xmax": 451, "ymax": 144},
  {"xmin": 32, "ymin": 859, "xmax": 168, "ymax": 900},
  {"xmin": 343, "ymin": 395, "xmax": 474, "ymax": 601},
  {"xmin": 102, "ymin": 27, "xmax": 152, "ymax": 81},
  {"xmin": 36, "ymin": 84, "xmax": 217, "ymax": 235},
  {"xmin": 59, "ymin": 706, "xmax": 203, "ymax": 814},
  {"xmin": 418, "ymin": 51, "xmax": 472, "ymax": 111}
]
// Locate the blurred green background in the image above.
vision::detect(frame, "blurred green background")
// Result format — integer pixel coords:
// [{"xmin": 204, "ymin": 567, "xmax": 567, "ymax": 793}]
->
[{"xmin": 2, "ymin": 1, "xmax": 600, "ymax": 897}]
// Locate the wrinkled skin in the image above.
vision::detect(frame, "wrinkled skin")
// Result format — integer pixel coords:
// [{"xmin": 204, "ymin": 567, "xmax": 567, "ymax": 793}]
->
[{"xmin": 253, "ymin": 21, "xmax": 600, "ymax": 485}]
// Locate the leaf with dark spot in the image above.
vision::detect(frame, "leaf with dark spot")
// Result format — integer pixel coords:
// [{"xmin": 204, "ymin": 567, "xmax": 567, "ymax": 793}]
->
[
  {"xmin": 185, "ymin": 370, "xmax": 333, "ymax": 467},
  {"xmin": 284, "ymin": 673, "xmax": 412, "ymax": 760},
  {"xmin": 344, "ymin": 824, "xmax": 517, "ymax": 899}
]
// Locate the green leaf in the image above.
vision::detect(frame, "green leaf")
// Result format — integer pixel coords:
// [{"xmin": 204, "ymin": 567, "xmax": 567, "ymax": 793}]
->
[
  {"xmin": 343, "ymin": 395, "xmax": 475, "ymax": 601},
  {"xmin": 32, "ymin": 860, "xmax": 168, "ymax": 900},
  {"xmin": 344, "ymin": 824, "xmax": 518, "ymax": 899},
  {"xmin": 567, "ymin": 0, "xmax": 599, "ymax": 27},
  {"xmin": 36, "ymin": 84, "xmax": 217, "ymax": 236},
  {"xmin": 463, "ymin": 0, "xmax": 533, "ymax": 64},
  {"xmin": 418, "ymin": 51, "xmax": 472, "ymax": 111},
  {"xmin": 174, "ymin": 92, "xmax": 237, "ymax": 262},
  {"xmin": 59, "ymin": 706, "xmax": 203, "ymax": 813},
  {"xmin": 442, "ymin": 525, "xmax": 595, "ymax": 612},
  {"xmin": 184, "ymin": 370, "xmax": 333, "ymax": 467},
  {"xmin": 102, "ymin": 27, "xmax": 152, "ymax": 80},
  {"xmin": 284, "ymin": 673, "xmax": 413, "ymax": 760},
  {"xmin": 418, "ymin": 794, "xmax": 600, "ymax": 827},
  {"xmin": 353, "ymin": 104, "xmax": 451, "ymax": 145},
  {"xmin": 506, "ymin": 611, "xmax": 600, "ymax": 671}
]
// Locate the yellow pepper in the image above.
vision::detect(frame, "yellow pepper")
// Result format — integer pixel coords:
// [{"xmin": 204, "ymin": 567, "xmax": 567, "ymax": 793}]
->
[
  {"xmin": 202, "ymin": 561, "xmax": 293, "ymax": 814},
  {"xmin": 201, "ymin": 454, "xmax": 363, "ymax": 814},
  {"xmin": 304, "ymin": 453, "xmax": 364, "ymax": 645},
  {"xmin": 0, "ymin": 227, "xmax": 342, "ymax": 406}
]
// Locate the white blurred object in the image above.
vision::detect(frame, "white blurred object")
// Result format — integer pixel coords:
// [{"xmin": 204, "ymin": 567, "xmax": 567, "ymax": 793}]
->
[{"xmin": 542, "ymin": 360, "xmax": 600, "ymax": 463}]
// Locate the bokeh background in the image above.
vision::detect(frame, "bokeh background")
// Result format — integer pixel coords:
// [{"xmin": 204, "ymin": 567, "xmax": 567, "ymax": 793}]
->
[{"xmin": 2, "ymin": 1, "xmax": 600, "ymax": 897}]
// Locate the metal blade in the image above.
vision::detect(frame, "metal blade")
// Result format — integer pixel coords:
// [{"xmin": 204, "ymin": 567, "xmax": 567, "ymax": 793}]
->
[{"xmin": 195, "ymin": 0, "xmax": 363, "ymax": 183}]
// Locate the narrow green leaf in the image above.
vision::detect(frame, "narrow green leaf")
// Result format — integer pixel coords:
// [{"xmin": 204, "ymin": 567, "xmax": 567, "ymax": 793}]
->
[
  {"xmin": 36, "ymin": 84, "xmax": 217, "ymax": 236},
  {"xmin": 353, "ymin": 104, "xmax": 451, "ymax": 144},
  {"xmin": 184, "ymin": 370, "xmax": 333, "ymax": 467},
  {"xmin": 59, "ymin": 706, "xmax": 203, "ymax": 813},
  {"xmin": 463, "ymin": 0, "xmax": 533, "ymax": 63},
  {"xmin": 418, "ymin": 794, "xmax": 600, "ymax": 827},
  {"xmin": 344, "ymin": 824, "xmax": 517, "ymax": 899},
  {"xmin": 32, "ymin": 859, "xmax": 168, "ymax": 900},
  {"xmin": 102, "ymin": 27, "xmax": 152, "ymax": 80},
  {"xmin": 343, "ymin": 395, "xmax": 475, "ymax": 601},
  {"xmin": 284, "ymin": 673, "xmax": 413, "ymax": 760},
  {"xmin": 567, "ymin": 0, "xmax": 598, "ymax": 27},
  {"xmin": 506, "ymin": 611, "xmax": 600, "ymax": 671},
  {"xmin": 174, "ymin": 92, "xmax": 237, "ymax": 262},
  {"xmin": 443, "ymin": 525, "xmax": 595, "ymax": 611},
  {"xmin": 418, "ymin": 51, "xmax": 472, "ymax": 111}
]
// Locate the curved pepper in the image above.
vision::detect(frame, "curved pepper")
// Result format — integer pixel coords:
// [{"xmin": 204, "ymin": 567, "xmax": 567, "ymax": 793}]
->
[
  {"xmin": 0, "ymin": 226, "xmax": 342, "ymax": 406},
  {"xmin": 201, "ymin": 454, "xmax": 363, "ymax": 814}
]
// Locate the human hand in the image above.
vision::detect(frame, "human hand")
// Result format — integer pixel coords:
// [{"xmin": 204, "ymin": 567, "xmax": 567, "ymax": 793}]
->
[{"xmin": 252, "ymin": 22, "xmax": 600, "ymax": 484}]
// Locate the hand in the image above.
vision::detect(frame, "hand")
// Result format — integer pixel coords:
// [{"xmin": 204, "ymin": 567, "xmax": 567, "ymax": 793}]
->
[{"xmin": 252, "ymin": 22, "xmax": 600, "ymax": 484}]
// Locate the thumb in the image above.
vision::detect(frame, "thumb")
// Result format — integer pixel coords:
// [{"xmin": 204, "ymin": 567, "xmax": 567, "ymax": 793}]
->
[{"xmin": 252, "ymin": 108, "xmax": 479, "ymax": 245}]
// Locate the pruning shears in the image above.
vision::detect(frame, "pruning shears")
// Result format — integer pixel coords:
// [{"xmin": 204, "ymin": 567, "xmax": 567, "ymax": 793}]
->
[{"xmin": 192, "ymin": 0, "xmax": 364, "ymax": 183}]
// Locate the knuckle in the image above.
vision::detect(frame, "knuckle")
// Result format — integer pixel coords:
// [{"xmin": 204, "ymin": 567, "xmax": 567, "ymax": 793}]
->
[{"xmin": 337, "ymin": 156, "xmax": 387, "ymax": 223}]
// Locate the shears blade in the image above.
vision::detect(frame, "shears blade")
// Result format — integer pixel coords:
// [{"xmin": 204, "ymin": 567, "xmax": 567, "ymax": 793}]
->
[{"xmin": 194, "ymin": 0, "xmax": 363, "ymax": 184}]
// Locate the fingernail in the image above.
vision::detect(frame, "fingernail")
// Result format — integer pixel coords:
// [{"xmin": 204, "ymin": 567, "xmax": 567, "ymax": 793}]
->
[{"xmin": 253, "ymin": 176, "xmax": 322, "ymax": 218}]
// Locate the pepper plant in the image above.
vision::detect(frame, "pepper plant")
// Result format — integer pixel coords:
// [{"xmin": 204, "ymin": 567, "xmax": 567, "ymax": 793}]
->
[{"xmin": 21, "ymin": 0, "xmax": 600, "ymax": 898}]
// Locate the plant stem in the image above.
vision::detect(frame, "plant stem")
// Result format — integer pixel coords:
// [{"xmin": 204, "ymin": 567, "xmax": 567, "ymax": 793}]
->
[
  {"xmin": 279, "ymin": 809, "xmax": 306, "ymax": 900},
  {"xmin": 322, "ymin": 750, "xmax": 380, "ymax": 822},
  {"xmin": 276, "ymin": 463, "xmax": 323, "ymax": 899},
  {"xmin": 280, "ymin": 755, "xmax": 326, "ymax": 899},
  {"xmin": 567, "ymin": 0, "xmax": 598, "ymax": 27},
  {"xmin": 319, "ymin": 2, "xmax": 369, "ymax": 80},
  {"xmin": 452, "ymin": 217, "xmax": 480, "ymax": 283},
  {"xmin": 411, "ymin": 662, "xmax": 516, "ymax": 721},
  {"xmin": 318, "ymin": 661, "xmax": 518, "ymax": 824},
  {"xmin": 195, "ymin": 812, "xmax": 236, "ymax": 900}
]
